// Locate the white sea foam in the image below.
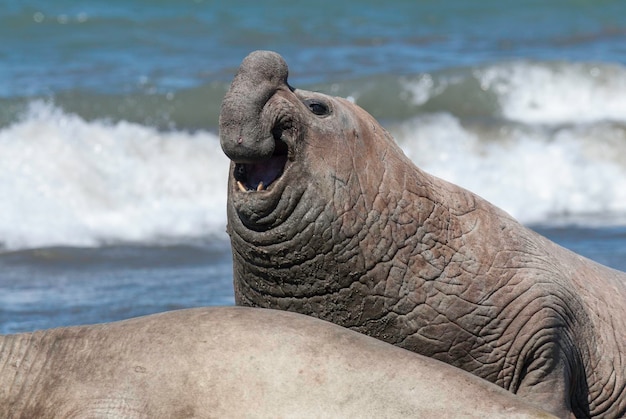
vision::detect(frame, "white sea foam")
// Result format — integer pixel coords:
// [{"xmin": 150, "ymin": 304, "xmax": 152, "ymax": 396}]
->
[
  {"xmin": 397, "ymin": 60, "xmax": 626, "ymax": 125},
  {"xmin": 477, "ymin": 61, "xmax": 626, "ymax": 125},
  {"xmin": 391, "ymin": 60, "xmax": 626, "ymax": 224},
  {"xmin": 392, "ymin": 113, "xmax": 626, "ymax": 224},
  {"xmin": 0, "ymin": 101, "xmax": 229, "ymax": 251},
  {"xmin": 2, "ymin": 100, "xmax": 626, "ymax": 251}
]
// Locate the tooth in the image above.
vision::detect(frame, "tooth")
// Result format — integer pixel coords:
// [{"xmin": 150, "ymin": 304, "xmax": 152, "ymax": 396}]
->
[
  {"xmin": 257, "ymin": 182, "xmax": 264, "ymax": 191},
  {"xmin": 237, "ymin": 181, "xmax": 247, "ymax": 192}
]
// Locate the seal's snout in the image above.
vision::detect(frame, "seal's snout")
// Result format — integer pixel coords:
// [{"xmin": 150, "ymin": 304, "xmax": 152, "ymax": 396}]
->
[
  {"xmin": 219, "ymin": 50, "xmax": 290, "ymax": 164},
  {"xmin": 237, "ymin": 50, "xmax": 289, "ymax": 87}
]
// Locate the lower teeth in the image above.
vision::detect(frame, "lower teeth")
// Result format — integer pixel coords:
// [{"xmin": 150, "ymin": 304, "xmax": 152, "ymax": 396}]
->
[{"xmin": 236, "ymin": 180, "xmax": 266, "ymax": 192}]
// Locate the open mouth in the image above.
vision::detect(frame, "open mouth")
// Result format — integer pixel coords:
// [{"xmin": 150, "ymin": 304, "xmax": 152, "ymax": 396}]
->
[{"xmin": 233, "ymin": 137, "xmax": 289, "ymax": 192}]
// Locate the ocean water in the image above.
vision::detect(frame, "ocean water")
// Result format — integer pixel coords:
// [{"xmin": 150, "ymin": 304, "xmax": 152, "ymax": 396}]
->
[{"xmin": 2, "ymin": 0, "xmax": 626, "ymax": 333}]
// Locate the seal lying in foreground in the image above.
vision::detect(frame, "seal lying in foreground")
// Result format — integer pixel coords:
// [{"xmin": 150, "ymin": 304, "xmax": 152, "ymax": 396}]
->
[
  {"xmin": 220, "ymin": 50, "xmax": 626, "ymax": 418},
  {"xmin": 0, "ymin": 307, "xmax": 552, "ymax": 418}
]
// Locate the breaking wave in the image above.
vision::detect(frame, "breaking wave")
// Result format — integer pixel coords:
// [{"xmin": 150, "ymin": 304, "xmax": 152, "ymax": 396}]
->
[
  {"xmin": 3, "ymin": 59, "xmax": 626, "ymax": 251},
  {"xmin": 0, "ymin": 102, "xmax": 229, "ymax": 251},
  {"xmin": 392, "ymin": 113, "xmax": 626, "ymax": 224}
]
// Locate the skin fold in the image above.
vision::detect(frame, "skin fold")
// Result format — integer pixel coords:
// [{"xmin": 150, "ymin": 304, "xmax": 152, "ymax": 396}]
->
[
  {"xmin": 0, "ymin": 307, "xmax": 553, "ymax": 418},
  {"xmin": 220, "ymin": 50, "xmax": 626, "ymax": 418}
]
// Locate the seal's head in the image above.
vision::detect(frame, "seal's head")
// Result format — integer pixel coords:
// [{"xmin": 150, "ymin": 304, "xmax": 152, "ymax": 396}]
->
[{"xmin": 220, "ymin": 50, "xmax": 407, "ymax": 236}]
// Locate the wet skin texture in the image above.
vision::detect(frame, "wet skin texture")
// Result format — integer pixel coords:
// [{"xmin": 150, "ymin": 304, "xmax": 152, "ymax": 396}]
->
[{"xmin": 220, "ymin": 51, "xmax": 626, "ymax": 418}]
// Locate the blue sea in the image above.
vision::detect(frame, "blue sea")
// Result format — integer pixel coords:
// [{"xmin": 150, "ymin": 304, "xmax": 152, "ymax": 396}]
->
[{"xmin": 2, "ymin": 0, "xmax": 626, "ymax": 333}]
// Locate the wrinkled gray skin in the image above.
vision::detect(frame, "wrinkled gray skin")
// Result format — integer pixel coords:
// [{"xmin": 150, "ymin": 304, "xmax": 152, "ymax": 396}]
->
[
  {"xmin": 220, "ymin": 51, "xmax": 626, "ymax": 418},
  {"xmin": 0, "ymin": 307, "xmax": 554, "ymax": 418}
]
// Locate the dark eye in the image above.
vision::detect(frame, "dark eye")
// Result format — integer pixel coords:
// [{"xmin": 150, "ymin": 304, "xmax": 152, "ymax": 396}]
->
[{"xmin": 304, "ymin": 99, "xmax": 330, "ymax": 116}]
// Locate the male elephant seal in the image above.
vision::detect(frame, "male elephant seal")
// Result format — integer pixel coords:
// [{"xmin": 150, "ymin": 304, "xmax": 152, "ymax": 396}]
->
[
  {"xmin": 0, "ymin": 307, "xmax": 552, "ymax": 418},
  {"xmin": 220, "ymin": 50, "xmax": 626, "ymax": 418}
]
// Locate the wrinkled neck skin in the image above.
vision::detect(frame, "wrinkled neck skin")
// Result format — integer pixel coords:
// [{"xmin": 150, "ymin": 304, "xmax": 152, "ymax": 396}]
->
[
  {"xmin": 227, "ymin": 101, "xmax": 626, "ymax": 418},
  {"xmin": 230, "ymin": 124, "xmax": 531, "ymax": 341}
]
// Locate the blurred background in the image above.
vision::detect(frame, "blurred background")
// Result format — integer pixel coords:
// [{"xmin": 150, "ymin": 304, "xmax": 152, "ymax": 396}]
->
[{"xmin": 1, "ymin": 0, "xmax": 626, "ymax": 333}]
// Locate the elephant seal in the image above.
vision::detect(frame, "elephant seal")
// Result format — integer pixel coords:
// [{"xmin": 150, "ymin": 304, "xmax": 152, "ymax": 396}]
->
[
  {"xmin": 220, "ymin": 50, "xmax": 626, "ymax": 418},
  {"xmin": 0, "ymin": 307, "xmax": 552, "ymax": 418}
]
